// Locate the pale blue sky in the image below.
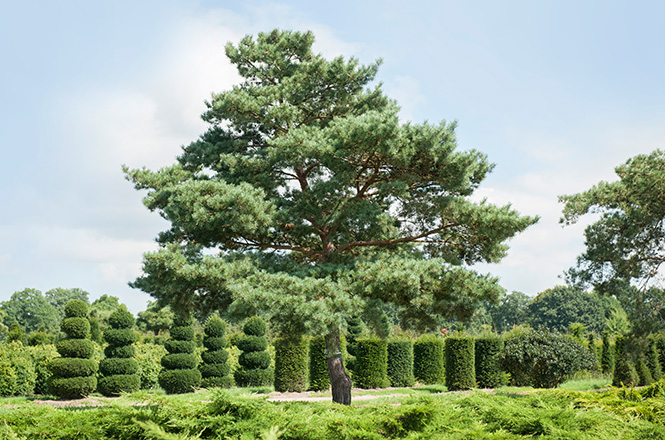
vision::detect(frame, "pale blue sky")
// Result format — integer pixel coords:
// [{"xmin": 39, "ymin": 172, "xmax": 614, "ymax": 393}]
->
[{"xmin": 2, "ymin": 1, "xmax": 664, "ymax": 313}]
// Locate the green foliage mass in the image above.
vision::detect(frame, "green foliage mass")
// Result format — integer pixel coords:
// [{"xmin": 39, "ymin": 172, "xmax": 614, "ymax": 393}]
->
[
  {"xmin": 234, "ymin": 316, "xmax": 272, "ymax": 387},
  {"xmin": 0, "ymin": 288, "xmax": 60, "ymax": 335},
  {"xmin": 99, "ymin": 306, "xmax": 140, "ymax": 397},
  {"xmin": 500, "ymin": 327, "xmax": 597, "ymax": 388},
  {"xmin": 124, "ymin": 29, "xmax": 537, "ymax": 399},
  {"xmin": 273, "ymin": 335, "xmax": 309, "ymax": 392},
  {"xmin": 445, "ymin": 335, "xmax": 475, "ymax": 391},
  {"xmin": 353, "ymin": 338, "xmax": 389, "ymax": 388},
  {"xmin": 308, "ymin": 336, "xmax": 330, "ymax": 391},
  {"xmin": 413, "ymin": 334, "xmax": 445, "ymax": 384},
  {"xmin": 475, "ymin": 334, "xmax": 505, "ymax": 388},
  {"xmin": 200, "ymin": 315, "xmax": 233, "ymax": 389},
  {"xmin": 613, "ymin": 335, "xmax": 638, "ymax": 387},
  {"xmin": 387, "ymin": 338, "xmax": 415, "ymax": 387},
  {"xmin": 159, "ymin": 312, "xmax": 201, "ymax": 394}
]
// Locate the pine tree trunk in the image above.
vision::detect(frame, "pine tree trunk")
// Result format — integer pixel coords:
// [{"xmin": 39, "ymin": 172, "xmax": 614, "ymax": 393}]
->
[{"xmin": 325, "ymin": 326, "xmax": 352, "ymax": 405}]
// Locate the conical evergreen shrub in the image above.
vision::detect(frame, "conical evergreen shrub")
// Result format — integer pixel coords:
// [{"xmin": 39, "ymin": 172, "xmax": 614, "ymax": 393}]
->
[
  {"xmin": 48, "ymin": 300, "xmax": 97, "ymax": 399},
  {"xmin": 98, "ymin": 306, "xmax": 140, "ymax": 396},
  {"xmin": 199, "ymin": 315, "xmax": 233, "ymax": 388},
  {"xmin": 600, "ymin": 331, "xmax": 614, "ymax": 374},
  {"xmin": 158, "ymin": 313, "xmax": 201, "ymax": 394},
  {"xmin": 234, "ymin": 316, "xmax": 273, "ymax": 387},
  {"xmin": 612, "ymin": 335, "xmax": 637, "ymax": 387},
  {"xmin": 636, "ymin": 356, "xmax": 654, "ymax": 386},
  {"xmin": 646, "ymin": 337, "xmax": 663, "ymax": 381}
]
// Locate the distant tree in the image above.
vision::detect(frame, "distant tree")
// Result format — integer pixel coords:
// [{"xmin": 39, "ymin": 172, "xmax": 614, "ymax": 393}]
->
[
  {"xmin": 487, "ymin": 291, "xmax": 530, "ymax": 333},
  {"xmin": 560, "ymin": 150, "xmax": 665, "ymax": 334},
  {"xmin": 527, "ymin": 286, "xmax": 614, "ymax": 334},
  {"xmin": 0, "ymin": 288, "xmax": 59, "ymax": 334},
  {"xmin": 137, "ymin": 301, "xmax": 174, "ymax": 336}
]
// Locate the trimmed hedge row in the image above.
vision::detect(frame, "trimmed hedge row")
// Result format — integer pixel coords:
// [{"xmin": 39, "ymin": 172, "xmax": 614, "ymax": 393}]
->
[
  {"xmin": 354, "ymin": 338, "xmax": 388, "ymax": 389},
  {"xmin": 274, "ymin": 335, "xmax": 308, "ymax": 392},
  {"xmin": 475, "ymin": 335, "xmax": 504, "ymax": 388},
  {"xmin": 308, "ymin": 336, "xmax": 330, "ymax": 391},
  {"xmin": 445, "ymin": 336, "xmax": 475, "ymax": 391},
  {"xmin": 413, "ymin": 335, "xmax": 444, "ymax": 384},
  {"xmin": 387, "ymin": 339, "xmax": 414, "ymax": 387}
]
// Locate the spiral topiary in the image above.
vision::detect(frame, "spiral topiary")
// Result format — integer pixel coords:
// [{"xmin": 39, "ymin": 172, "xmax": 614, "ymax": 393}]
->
[
  {"xmin": 158, "ymin": 312, "xmax": 201, "ymax": 394},
  {"xmin": 234, "ymin": 316, "xmax": 273, "ymax": 387},
  {"xmin": 199, "ymin": 315, "xmax": 233, "ymax": 388},
  {"xmin": 98, "ymin": 306, "xmax": 140, "ymax": 396},
  {"xmin": 48, "ymin": 300, "xmax": 97, "ymax": 399}
]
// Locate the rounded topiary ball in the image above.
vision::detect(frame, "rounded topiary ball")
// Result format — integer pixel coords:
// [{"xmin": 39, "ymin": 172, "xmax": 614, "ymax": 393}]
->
[
  {"xmin": 243, "ymin": 316, "xmax": 266, "ymax": 337},
  {"xmin": 108, "ymin": 309, "xmax": 135, "ymax": 329},
  {"xmin": 65, "ymin": 300, "xmax": 88, "ymax": 318}
]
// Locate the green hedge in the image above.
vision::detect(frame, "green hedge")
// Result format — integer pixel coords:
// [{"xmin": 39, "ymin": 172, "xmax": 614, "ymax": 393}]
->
[
  {"xmin": 239, "ymin": 351, "xmax": 271, "ymax": 370},
  {"xmin": 200, "ymin": 363, "xmax": 231, "ymax": 378},
  {"xmin": 104, "ymin": 345, "xmax": 136, "ymax": 359},
  {"xmin": 233, "ymin": 368, "xmax": 273, "ymax": 387},
  {"xmin": 243, "ymin": 316, "xmax": 267, "ymax": 336},
  {"xmin": 203, "ymin": 336, "xmax": 228, "ymax": 351},
  {"xmin": 0, "ymin": 346, "xmax": 37, "ymax": 398},
  {"xmin": 161, "ymin": 353, "xmax": 198, "ymax": 370},
  {"xmin": 274, "ymin": 336, "xmax": 309, "ymax": 392},
  {"xmin": 445, "ymin": 335, "xmax": 475, "ymax": 391},
  {"xmin": 201, "ymin": 350, "xmax": 229, "ymax": 365},
  {"xmin": 236, "ymin": 335, "xmax": 268, "ymax": 353},
  {"xmin": 601, "ymin": 331, "xmax": 614, "ymax": 374},
  {"xmin": 108, "ymin": 308, "xmax": 134, "ymax": 329},
  {"xmin": 170, "ymin": 326, "xmax": 195, "ymax": 341},
  {"xmin": 612, "ymin": 335, "xmax": 638, "ymax": 387},
  {"xmin": 308, "ymin": 336, "xmax": 330, "ymax": 391},
  {"xmin": 354, "ymin": 338, "xmax": 388, "ymax": 389},
  {"xmin": 64, "ymin": 300, "xmax": 88, "ymax": 318},
  {"xmin": 475, "ymin": 335, "xmax": 504, "ymax": 389},
  {"xmin": 647, "ymin": 338, "xmax": 663, "ymax": 381},
  {"xmin": 134, "ymin": 343, "xmax": 166, "ymax": 390},
  {"xmin": 387, "ymin": 338, "xmax": 414, "ymax": 387},
  {"xmin": 103, "ymin": 328, "xmax": 139, "ymax": 347},
  {"xmin": 413, "ymin": 335, "xmax": 445, "ymax": 384}
]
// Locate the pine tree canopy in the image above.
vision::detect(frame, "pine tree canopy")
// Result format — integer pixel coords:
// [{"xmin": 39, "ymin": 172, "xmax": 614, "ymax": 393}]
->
[{"xmin": 124, "ymin": 29, "xmax": 538, "ymax": 334}]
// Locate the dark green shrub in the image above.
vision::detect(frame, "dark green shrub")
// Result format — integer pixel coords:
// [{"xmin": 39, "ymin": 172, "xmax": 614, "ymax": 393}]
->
[
  {"xmin": 164, "ymin": 340, "xmax": 197, "ymax": 354},
  {"xmin": 60, "ymin": 317, "xmax": 90, "ymax": 339},
  {"xmin": 475, "ymin": 334, "xmax": 504, "ymax": 389},
  {"xmin": 243, "ymin": 316, "xmax": 267, "ymax": 336},
  {"xmin": 56, "ymin": 339, "xmax": 95, "ymax": 359},
  {"xmin": 655, "ymin": 335, "xmax": 665, "ymax": 370},
  {"xmin": 98, "ymin": 374, "xmax": 141, "ymax": 396},
  {"xmin": 445, "ymin": 335, "xmax": 475, "ymax": 391},
  {"xmin": 103, "ymin": 328, "xmax": 139, "ymax": 347},
  {"xmin": 274, "ymin": 335, "xmax": 308, "ymax": 392},
  {"xmin": 646, "ymin": 337, "xmax": 663, "ymax": 381},
  {"xmin": 235, "ymin": 316, "xmax": 272, "ymax": 387},
  {"xmin": 354, "ymin": 338, "xmax": 388, "ymax": 389},
  {"xmin": 157, "ymin": 369, "xmax": 202, "ymax": 394},
  {"xmin": 601, "ymin": 331, "xmax": 614, "ymax": 374},
  {"xmin": 48, "ymin": 358, "xmax": 97, "ymax": 378},
  {"xmin": 48, "ymin": 376, "xmax": 97, "ymax": 399},
  {"xmin": 203, "ymin": 336, "xmax": 228, "ymax": 351},
  {"xmin": 387, "ymin": 338, "xmax": 414, "ymax": 387},
  {"xmin": 636, "ymin": 356, "xmax": 654, "ymax": 386},
  {"xmin": 500, "ymin": 327, "xmax": 596, "ymax": 388},
  {"xmin": 308, "ymin": 336, "xmax": 330, "ymax": 391},
  {"xmin": 159, "ymin": 312, "xmax": 200, "ymax": 394},
  {"xmin": 612, "ymin": 335, "xmax": 638, "ymax": 387},
  {"xmin": 174, "ymin": 313, "xmax": 193, "ymax": 326},
  {"xmin": 134, "ymin": 342, "xmax": 166, "ymax": 389},
  {"xmin": 413, "ymin": 334, "xmax": 445, "ymax": 384},
  {"xmin": 104, "ymin": 345, "xmax": 136, "ymax": 359},
  {"xmin": 199, "ymin": 315, "xmax": 232, "ymax": 389},
  {"xmin": 170, "ymin": 326, "xmax": 195, "ymax": 341},
  {"xmin": 64, "ymin": 300, "xmax": 88, "ymax": 318},
  {"xmin": 99, "ymin": 358, "xmax": 139, "ymax": 376},
  {"xmin": 162, "ymin": 353, "xmax": 198, "ymax": 370},
  {"xmin": 99, "ymin": 306, "xmax": 140, "ymax": 396},
  {"xmin": 48, "ymin": 300, "xmax": 97, "ymax": 399}
]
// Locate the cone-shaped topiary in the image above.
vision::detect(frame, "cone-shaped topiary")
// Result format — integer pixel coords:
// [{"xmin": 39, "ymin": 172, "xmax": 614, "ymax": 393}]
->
[
  {"xmin": 199, "ymin": 315, "xmax": 233, "ymax": 388},
  {"xmin": 646, "ymin": 337, "xmax": 663, "ymax": 381},
  {"xmin": 601, "ymin": 331, "xmax": 614, "ymax": 374},
  {"xmin": 98, "ymin": 306, "xmax": 140, "ymax": 396},
  {"xmin": 636, "ymin": 356, "xmax": 654, "ymax": 386},
  {"xmin": 159, "ymin": 312, "xmax": 201, "ymax": 394},
  {"xmin": 612, "ymin": 335, "xmax": 637, "ymax": 387},
  {"xmin": 48, "ymin": 300, "xmax": 97, "ymax": 399},
  {"xmin": 234, "ymin": 316, "xmax": 273, "ymax": 387}
]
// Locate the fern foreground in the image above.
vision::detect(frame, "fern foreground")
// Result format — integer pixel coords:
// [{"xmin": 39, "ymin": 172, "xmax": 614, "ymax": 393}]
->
[{"xmin": 2, "ymin": 381, "xmax": 665, "ymax": 439}]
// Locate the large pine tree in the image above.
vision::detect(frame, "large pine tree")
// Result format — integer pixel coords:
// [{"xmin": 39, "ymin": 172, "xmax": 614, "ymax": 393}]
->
[{"xmin": 125, "ymin": 29, "xmax": 536, "ymax": 404}]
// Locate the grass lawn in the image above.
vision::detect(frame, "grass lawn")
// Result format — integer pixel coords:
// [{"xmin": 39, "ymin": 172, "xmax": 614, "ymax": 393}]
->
[{"xmin": 1, "ymin": 377, "xmax": 664, "ymax": 439}]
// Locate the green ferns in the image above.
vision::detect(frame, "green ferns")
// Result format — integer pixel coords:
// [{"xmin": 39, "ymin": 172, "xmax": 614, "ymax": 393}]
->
[
  {"xmin": 98, "ymin": 306, "xmax": 140, "ymax": 396},
  {"xmin": 48, "ymin": 300, "xmax": 97, "ymax": 399}
]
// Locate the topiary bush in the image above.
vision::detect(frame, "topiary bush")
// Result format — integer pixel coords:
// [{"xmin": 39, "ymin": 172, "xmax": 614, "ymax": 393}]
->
[
  {"xmin": 601, "ymin": 331, "xmax": 614, "ymax": 374},
  {"xmin": 646, "ymin": 337, "xmax": 663, "ymax": 382},
  {"xmin": 475, "ymin": 334, "xmax": 505, "ymax": 389},
  {"xmin": 413, "ymin": 334, "xmax": 445, "ymax": 385},
  {"xmin": 159, "ymin": 312, "xmax": 201, "ymax": 394},
  {"xmin": 612, "ymin": 335, "xmax": 638, "ymax": 387},
  {"xmin": 48, "ymin": 300, "xmax": 97, "ymax": 399},
  {"xmin": 234, "ymin": 316, "xmax": 273, "ymax": 387},
  {"xmin": 636, "ymin": 356, "xmax": 654, "ymax": 386},
  {"xmin": 354, "ymin": 338, "xmax": 388, "ymax": 389},
  {"xmin": 445, "ymin": 335, "xmax": 475, "ymax": 391},
  {"xmin": 387, "ymin": 338, "xmax": 414, "ymax": 388},
  {"xmin": 98, "ymin": 306, "xmax": 140, "ymax": 396},
  {"xmin": 199, "ymin": 315, "xmax": 233, "ymax": 388},
  {"xmin": 308, "ymin": 336, "xmax": 330, "ymax": 391},
  {"xmin": 274, "ymin": 335, "xmax": 308, "ymax": 392},
  {"xmin": 500, "ymin": 327, "xmax": 596, "ymax": 388}
]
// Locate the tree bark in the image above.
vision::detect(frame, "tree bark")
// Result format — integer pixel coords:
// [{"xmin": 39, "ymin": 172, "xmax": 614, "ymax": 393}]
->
[{"xmin": 325, "ymin": 325, "xmax": 352, "ymax": 405}]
